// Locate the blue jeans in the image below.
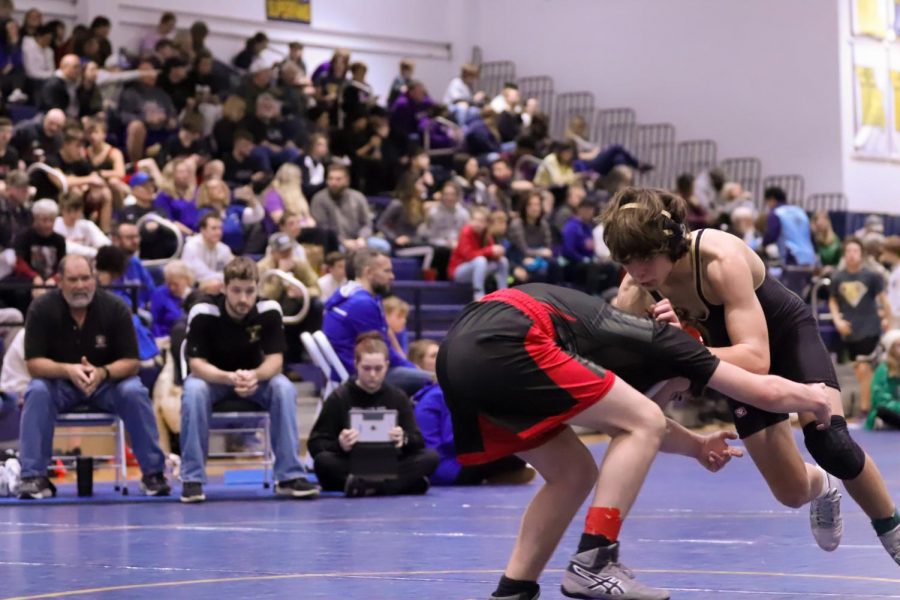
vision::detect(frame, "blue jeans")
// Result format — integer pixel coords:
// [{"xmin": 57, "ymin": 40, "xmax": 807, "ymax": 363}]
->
[
  {"xmin": 180, "ymin": 374, "xmax": 303, "ymax": 484},
  {"xmin": 453, "ymin": 255, "xmax": 509, "ymax": 300},
  {"xmin": 19, "ymin": 377, "xmax": 166, "ymax": 478},
  {"xmin": 386, "ymin": 366, "xmax": 433, "ymax": 396}
]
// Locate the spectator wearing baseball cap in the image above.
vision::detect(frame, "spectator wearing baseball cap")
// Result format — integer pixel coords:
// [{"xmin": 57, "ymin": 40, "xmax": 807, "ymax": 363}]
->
[{"xmin": 118, "ymin": 171, "xmax": 160, "ymax": 225}]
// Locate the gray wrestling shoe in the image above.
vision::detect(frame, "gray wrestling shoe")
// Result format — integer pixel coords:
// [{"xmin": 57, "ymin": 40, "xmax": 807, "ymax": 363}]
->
[
  {"xmin": 810, "ymin": 473, "xmax": 843, "ymax": 552},
  {"xmin": 878, "ymin": 523, "xmax": 900, "ymax": 565},
  {"xmin": 561, "ymin": 542, "xmax": 669, "ymax": 600}
]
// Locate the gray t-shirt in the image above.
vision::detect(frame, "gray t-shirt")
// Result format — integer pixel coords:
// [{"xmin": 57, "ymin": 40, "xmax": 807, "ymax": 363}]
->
[{"xmin": 830, "ymin": 268, "xmax": 884, "ymax": 342}]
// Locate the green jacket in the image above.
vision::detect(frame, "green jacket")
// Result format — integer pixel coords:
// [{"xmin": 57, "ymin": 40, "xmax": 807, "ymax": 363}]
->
[
  {"xmin": 867, "ymin": 362, "xmax": 900, "ymax": 429},
  {"xmin": 816, "ymin": 236, "xmax": 842, "ymax": 267}
]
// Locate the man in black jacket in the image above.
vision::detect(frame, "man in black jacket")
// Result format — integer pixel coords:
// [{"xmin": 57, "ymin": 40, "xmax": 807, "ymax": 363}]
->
[
  {"xmin": 39, "ymin": 54, "xmax": 81, "ymax": 117},
  {"xmin": 308, "ymin": 331, "xmax": 438, "ymax": 497}
]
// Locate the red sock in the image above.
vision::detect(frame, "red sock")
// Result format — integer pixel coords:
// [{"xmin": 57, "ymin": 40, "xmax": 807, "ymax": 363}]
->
[{"xmin": 584, "ymin": 506, "xmax": 623, "ymax": 541}]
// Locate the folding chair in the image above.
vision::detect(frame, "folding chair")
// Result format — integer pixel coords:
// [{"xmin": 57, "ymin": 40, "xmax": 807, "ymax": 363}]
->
[
  {"xmin": 313, "ymin": 331, "xmax": 349, "ymax": 383},
  {"xmin": 208, "ymin": 397, "xmax": 273, "ymax": 488},
  {"xmin": 301, "ymin": 332, "xmax": 339, "ymax": 423},
  {"xmin": 53, "ymin": 407, "xmax": 128, "ymax": 495}
]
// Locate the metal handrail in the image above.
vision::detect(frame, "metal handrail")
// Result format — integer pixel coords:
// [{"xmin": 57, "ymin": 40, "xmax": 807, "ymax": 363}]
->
[
  {"xmin": 260, "ymin": 269, "xmax": 311, "ymax": 325},
  {"xmin": 136, "ymin": 213, "xmax": 185, "ymax": 267}
]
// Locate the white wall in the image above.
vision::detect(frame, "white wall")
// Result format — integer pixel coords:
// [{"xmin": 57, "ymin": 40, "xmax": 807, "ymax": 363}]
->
[{"xmin": 468, "ymin": 0, "xmax": 847, "ymax": 200}]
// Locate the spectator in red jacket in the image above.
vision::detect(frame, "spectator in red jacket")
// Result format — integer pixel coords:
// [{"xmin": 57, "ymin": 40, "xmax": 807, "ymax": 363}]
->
[{"xmin": 448, "ymin": 206, "xmax": 508, "ymax": 300}]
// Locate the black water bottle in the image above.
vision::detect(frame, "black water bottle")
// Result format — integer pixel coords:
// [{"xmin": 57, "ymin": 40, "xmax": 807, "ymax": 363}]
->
[{"xmin": 76, "ymin": 456, "xmax": 93, "ymax": 497}]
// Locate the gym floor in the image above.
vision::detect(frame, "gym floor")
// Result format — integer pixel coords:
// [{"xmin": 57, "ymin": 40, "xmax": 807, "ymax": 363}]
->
[{"xmin": 1, "ymin": 428, "xmax": 898, "ymax": 599}]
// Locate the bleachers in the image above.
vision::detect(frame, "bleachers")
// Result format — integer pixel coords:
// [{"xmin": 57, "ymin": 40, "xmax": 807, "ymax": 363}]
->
[{"xmin": 392, "ymin": 280, "xmax": 473, "ymax": 340}]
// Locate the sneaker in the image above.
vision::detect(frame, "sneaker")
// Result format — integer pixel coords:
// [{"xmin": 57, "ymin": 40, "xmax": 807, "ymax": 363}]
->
[
  {"xmin": 7, "ymin": 89, "xmax": 28, "ymax": 103},
  {"xmin": 180, "ymin": 481, "xmax": 206, "ymax": 503},
  {"xmin": 561, "ymin": 543, "xmax": 669, "ymax": 600},
  {"xmin": 810, "ymin": 473, "xmax": 843, "ymax": 551},
  {"xmin": 878, "ymin": 523, "xmax": 900, "ymax": 565},
  {"xmin": 18, "ymin": 476, "xmax": 56, "ymax": 500},
  {"xmin": 275, "ymin": 477, "xmax": 320, "ymax": 499},
  {"xmin": 489, "ymin": 591, "xmax": 540, "ymax": 600},
  {"xmin": 344, "ymin": 474, "xmax": 378, "ymax": 498},
  {"xmin": 140, "ymin": 472, "xmax": 171, "ymax": 497}
]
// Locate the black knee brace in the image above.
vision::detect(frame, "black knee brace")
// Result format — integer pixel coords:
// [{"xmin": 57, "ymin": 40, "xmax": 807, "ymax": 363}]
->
[{"xmin": 803, "ymin": 416, "xmax": 866, "ymax": 480}]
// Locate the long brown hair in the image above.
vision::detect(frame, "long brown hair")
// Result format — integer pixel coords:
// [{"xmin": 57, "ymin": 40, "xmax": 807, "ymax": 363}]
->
[{"xmin": 600, "ymin": 187, "xmax": 691, "ymax": 263}]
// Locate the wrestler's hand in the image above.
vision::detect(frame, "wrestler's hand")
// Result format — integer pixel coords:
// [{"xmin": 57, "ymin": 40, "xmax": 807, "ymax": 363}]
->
[
  {"xmin": 651, "ymin": 299, "xmax": 682, "ymax": 329},
  {"xmin": 697, "ymin": 431, "xmax": 744, "ymax": 473},
  {"xmin": 807, "ymin": 383, "xmax": 833, "ymax": 430}
]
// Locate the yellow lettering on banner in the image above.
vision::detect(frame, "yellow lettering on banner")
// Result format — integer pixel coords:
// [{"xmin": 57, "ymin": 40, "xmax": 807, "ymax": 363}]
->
[
  {"xmin": 266, "ymin": 0, "xmax": 311, "ymax": 23},
  {"xmin": 857, "ymin": 66, "xmax": 887, "ymax": 128},
  {"xmin": 857, "ymin": 0, "xmax": 886, "ymax": 38},
  {"xmin": 891, "ymin": 71, "xmax": 900, "ymax": 132}
]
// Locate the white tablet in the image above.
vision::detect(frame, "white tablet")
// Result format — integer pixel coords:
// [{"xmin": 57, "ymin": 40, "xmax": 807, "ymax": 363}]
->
[{"xmin": 350, "ymin": 408, "xmax": 398, "ymax": 443}]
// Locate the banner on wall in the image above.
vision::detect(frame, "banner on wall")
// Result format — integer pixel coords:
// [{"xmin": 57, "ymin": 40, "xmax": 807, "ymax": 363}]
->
[
  {"xmin": 853, "ymin": 0, "xmax": 888, "ymax": 38},
  {"xmin": 894, "ymin": 0, "xmax": 900, "ymax": 36},
  {"xmin": 266, "ymin": 0, "xmax": 311, "ymax": 24},
  {"xmin": 888, "ymin": 45, "xmax": 900, "ymax": 155},
  {"xmin": 852, "ymin": 43, "xmax": 891, "ymax": 156}
]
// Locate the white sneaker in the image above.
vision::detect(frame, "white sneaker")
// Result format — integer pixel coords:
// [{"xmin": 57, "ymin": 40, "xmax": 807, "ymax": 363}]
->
[
  {"xmin": 810, "ymin": 473, "xmax": 843, "ymax": 551},
  {"xmin": 879, "ymin": 523, "xmax": 900, "ymax": 565},
  {"xmin": 7, "ymin": 89, "xmax": 28, "ymax": 103}
]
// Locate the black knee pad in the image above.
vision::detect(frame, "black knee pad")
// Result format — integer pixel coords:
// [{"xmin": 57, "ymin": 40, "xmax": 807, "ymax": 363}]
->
[{"xmin": 803, "ymin": 416, "xmax": 866, "ymax": 480}]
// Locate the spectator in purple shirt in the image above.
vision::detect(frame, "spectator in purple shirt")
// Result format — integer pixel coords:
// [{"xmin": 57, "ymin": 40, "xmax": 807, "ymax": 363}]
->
[{"xmin": 389, "ymin": 80, "xmax": 433, "ymax": 154}]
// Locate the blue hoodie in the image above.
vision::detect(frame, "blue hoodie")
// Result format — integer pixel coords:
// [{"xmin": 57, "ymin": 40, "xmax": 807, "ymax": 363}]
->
[
  {"xmin": 413, "ymin": 382, "xmax": 461, "ymax": 485},
  {"xmin": 322, "ymin": 281, "xmax": 414, "ymax": 377},
  {"xmin": 119, "ymin": 255, "xmax": 155, "ymax": 308}
]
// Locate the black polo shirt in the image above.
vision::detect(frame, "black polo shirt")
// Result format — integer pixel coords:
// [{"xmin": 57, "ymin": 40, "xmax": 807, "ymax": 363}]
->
[
  {"xmin": 186, "ymin": 294, "xmax": 286, "ymax": 372},
  {"xmin": 24, "ymin": 289, "xmax": 139, "ymax": 365}
]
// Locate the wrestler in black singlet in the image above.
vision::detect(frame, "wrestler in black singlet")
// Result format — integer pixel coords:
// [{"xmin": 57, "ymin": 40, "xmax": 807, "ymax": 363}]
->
[
  {"xmin": 687, "ymin": 229, "xmax": 839, "ymax": 438},
  {"xmin": 437, "ymin": 283, "xmax": 720, "ymax": 465}
]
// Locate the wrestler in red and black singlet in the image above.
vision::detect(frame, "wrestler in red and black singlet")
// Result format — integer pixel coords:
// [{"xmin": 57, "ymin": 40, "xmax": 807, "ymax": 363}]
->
[{"xmin": 436, "ymin": 283, "xmax": 720, "ymax": 465}]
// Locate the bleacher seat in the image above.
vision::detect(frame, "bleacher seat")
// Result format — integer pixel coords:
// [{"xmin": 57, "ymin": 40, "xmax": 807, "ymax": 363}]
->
[
  {"xmin": 9, "ymin": 104, "xmax": 38, "ymax": 124},
  {"xmin": 392, "ymin": 257, "xmax": 423, "ymax": 281}
]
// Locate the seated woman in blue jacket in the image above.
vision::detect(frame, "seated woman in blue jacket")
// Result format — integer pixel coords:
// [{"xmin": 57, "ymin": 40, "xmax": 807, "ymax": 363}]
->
[{"xmin": 409, "ymin": 339, "xmax": 536, "ymax": 486}]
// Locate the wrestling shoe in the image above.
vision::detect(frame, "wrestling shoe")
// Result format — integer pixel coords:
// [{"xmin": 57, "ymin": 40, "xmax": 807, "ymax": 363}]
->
[
  {"xmin": 878, "ymin": 523, "xmax": 900, "ymax": 565},
  {"xmin": 810, "ymin": 472, "xmax": 843, "ymax": 551},
  {"xmin": 561, "ymin": 542, "xmax": 669, "ymax": 599}
]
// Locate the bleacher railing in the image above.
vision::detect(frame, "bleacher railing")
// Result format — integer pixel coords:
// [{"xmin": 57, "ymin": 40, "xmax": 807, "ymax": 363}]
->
[
  {"xmin": 552, "ymin": 91, "xmax": 595, "ymax": 139},
  {"xmin": 763, "ymin": 174, "xmax": 805, "ymax": 205},
  {"xmin": 517, "ymin": 75, "xmax": 555, "ymax": 118},
  {"xmin": 479, "ymin": 60, "xmax": 517, "ymax": 101},
  {"xmin": 592, "ymin": 107, "xmax": 637, "ymax": 151},
  {"xmin": 634, "ymin": 123, "xmax": 676, "ymax": 188},
  {"xmin": 805, "ymin": 193, "xmax": 848, "ymax": 212},
  {"xmin": 676, "ymin": 139, "xmax": 718, "ymax": 179},
  {"xmin": 719, "ymin": 157, "xmax": 762, "ymax": 207}
]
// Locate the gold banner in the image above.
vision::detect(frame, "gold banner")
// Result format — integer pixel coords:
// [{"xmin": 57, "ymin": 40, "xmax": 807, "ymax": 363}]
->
[
  {"xmin": 857, "ymin": 66, "xmax": 887, "ymax": 128},
  {"xmin": 857, "ymin": 0, "xmax": 886, "ymax": 38},
  {"xmin": 266, "ymin": 0, "xmax": 311, "ymax": 24}
]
